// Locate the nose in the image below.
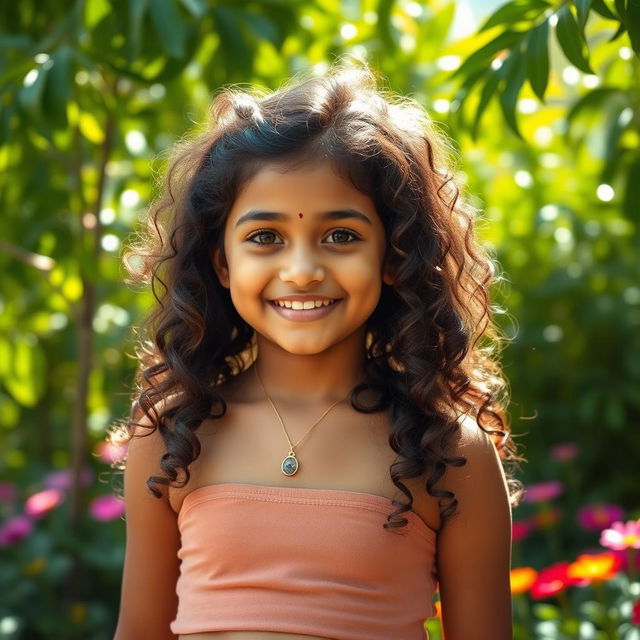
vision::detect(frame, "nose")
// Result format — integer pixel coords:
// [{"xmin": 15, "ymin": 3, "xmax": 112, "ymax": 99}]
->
[{"xmin": 278, "ymin": 245, "xmax": 325, "ymax": 288}]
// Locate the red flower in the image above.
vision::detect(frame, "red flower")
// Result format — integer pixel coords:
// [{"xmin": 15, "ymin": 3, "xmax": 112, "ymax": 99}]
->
[
  {"xmin": 632, "ymin": 600, "xmax": 640, "ymax": 626},
  {"xmin": 512, "ymin": 520, "xmax": 532, "ymax": 541},
  {"xmin": 530, "ymin": 562, "xmax": 585, "ymax": 599}
]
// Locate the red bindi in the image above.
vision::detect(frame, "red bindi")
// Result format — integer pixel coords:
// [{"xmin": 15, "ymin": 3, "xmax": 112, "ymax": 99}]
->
[{"xmin": 298, "ymin": 212, "xmax": 303, "ymax": 219}]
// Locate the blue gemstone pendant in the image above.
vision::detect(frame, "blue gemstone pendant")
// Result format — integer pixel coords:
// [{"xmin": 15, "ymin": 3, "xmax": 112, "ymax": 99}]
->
[{"xmin": 282, "ymin": 454, "xmax": 299, "ymax": 476}]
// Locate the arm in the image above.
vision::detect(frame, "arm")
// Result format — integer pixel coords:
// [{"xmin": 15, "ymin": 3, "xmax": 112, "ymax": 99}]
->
[
  {"xmin": 435, "ymin": 419, "xmax": 513, "ymax": 640},
  {"xmin": 113, "ymin": 421, "xmax": 181, "ymax": 640}
]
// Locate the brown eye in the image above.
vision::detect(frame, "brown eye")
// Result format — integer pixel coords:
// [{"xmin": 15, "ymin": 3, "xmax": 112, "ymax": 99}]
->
[
  {"xmin": 247, "ymin": 230, "xmax": 281, "ymax": 245},
  {"xmin": 325, "ymin": 229, "xmax": 359, "ymax": 244}
]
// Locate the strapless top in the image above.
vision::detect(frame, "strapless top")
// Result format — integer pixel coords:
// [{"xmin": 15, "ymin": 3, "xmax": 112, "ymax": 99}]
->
[{"xmin": 170, "ymin": 483, "xmax": 438, "ymax": 639}]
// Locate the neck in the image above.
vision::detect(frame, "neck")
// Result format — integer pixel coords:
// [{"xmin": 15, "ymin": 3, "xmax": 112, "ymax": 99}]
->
[{"xmin": 254, "ymin": 330, "xmax": 367, "ymax": 403}]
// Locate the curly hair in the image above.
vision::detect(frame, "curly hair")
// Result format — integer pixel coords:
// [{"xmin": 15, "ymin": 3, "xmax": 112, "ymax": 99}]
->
[{"xmin": 114, "ymin": 63, "xmax": 524, "ymax": 530}]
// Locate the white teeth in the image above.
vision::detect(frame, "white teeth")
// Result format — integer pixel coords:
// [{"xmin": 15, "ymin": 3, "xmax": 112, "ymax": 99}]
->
[{"xmin": 274, "ymin": 299, "xmax": 335, "ymax": 309}]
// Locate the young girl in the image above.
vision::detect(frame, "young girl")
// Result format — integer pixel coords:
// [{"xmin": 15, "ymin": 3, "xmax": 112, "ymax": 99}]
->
[{"xmin": 113, "ymin": 64, "xmax": 523, "ymax": 640}]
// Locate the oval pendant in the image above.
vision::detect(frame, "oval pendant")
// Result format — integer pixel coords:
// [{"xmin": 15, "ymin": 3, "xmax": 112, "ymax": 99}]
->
[{"xmin": 282, "ymin": 455, "xmax": 299, "ymax": 476}]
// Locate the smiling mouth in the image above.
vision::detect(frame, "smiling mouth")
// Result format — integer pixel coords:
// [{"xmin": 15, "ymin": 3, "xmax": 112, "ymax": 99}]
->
[{"xmin": 270, "ymin": 299, "xmax": 339, "ymax": 310}]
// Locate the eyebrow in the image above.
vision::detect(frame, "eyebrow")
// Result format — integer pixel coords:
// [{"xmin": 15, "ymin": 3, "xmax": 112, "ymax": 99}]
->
[{"xmin": 235, "ymin": 208, "xmax": 373, "ymax": 227}]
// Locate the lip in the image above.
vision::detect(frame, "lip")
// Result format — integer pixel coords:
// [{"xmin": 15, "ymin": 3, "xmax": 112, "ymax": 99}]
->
[{"xmin": 268, "ymin": 298, "xmax": 342, "ymax": 322}]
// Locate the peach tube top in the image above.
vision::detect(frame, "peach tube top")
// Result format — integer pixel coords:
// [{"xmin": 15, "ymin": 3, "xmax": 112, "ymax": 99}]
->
[{"xmin": 170, "ymin": 483, "xmax": 438, "ymax": 639}]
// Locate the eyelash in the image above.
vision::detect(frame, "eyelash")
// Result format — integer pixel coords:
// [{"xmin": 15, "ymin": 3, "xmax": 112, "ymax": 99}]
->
[{"xmin": 245, "ymin": 228, "xmax": 361, "ymax": 245}]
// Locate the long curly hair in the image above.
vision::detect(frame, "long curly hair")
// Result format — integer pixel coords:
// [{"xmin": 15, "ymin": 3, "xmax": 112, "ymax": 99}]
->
[{"xmin": 114, "ymin": 64, "xmax": 524, "ymax": 530}]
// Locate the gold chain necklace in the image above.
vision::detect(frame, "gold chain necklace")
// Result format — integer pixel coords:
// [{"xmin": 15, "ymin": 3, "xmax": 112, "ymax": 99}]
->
[{"xmin": 254, "ymin": 366, "xmax": 350, "ymax": 476}]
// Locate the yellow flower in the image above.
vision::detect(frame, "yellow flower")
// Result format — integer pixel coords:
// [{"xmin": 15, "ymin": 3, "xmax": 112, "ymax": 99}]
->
[
  {"xmin": 510, "ymin": 567, "xmax": 538, "ymax": 594},
  {"xmin": 568, "ymin": 552, "xmax": 622, "ymax": 582}
]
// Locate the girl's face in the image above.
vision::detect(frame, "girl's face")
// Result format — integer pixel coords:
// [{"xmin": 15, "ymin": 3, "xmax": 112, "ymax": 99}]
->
[{"xmin": 213, "ymin": 159, "xmax": 391, "ymax": 356}]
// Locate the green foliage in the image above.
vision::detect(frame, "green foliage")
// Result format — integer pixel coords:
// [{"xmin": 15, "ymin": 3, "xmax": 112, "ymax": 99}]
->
[{"xmin": 0, "ymin": 0, "xmax": 638, "ymax": 637}]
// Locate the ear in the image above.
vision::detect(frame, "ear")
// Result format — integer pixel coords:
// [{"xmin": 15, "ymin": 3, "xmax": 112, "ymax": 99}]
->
[
  {"xmin": 382, "ymin": 262, "xmax": 394, "ymax": 286},
  {"xmin": 211, "ymin": 248, "xmax": 230, "ymax": 288}
]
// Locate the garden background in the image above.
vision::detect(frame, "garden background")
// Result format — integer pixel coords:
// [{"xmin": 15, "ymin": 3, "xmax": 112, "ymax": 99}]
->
[{"xmin": 0, "ymin": 0, "xmax": 638, "ymax": 638}]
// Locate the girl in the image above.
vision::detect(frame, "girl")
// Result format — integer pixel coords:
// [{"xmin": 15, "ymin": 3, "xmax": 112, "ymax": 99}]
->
[{"xmin": 113, "ymin": 64, "xmax": 523, "ymax": 640}]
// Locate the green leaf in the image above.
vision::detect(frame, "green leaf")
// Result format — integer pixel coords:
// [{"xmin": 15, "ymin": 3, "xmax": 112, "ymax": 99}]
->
[
  {"xmin": 149, "ymin": 0, "xmax": 186, "ymax": 59},
  {"xmin": 498, "ymin": 47, "xmax": 527, "ymax": 138},
  {"xmin": 450, "ymin": 67, "xmax": 490, "ymax": 130},
  {"xmin": 42, "ymin": 46, "xmax": 72, "ymax": 128},
  {"xmin": 624, "ymin": 0, "xmax": 640, "ymax": 55},
  {"xmin": 212, "ymin": 7, "xmax": 254, "ymax": 77},
  {"xmin": 480, "ymin": 0, "xmax": 550, "ymax": 32},
  {"xmin": 533, "ymin": 603, "xmax": 561, "ymax": 620},
  {"xmin": 178, "ymin": 0, "xmax": 206, "ymax": 18},
  {"xmin": 17, "ymin": 64, "xmax": 50, "ymax": 121},
  {"xmin": 453, "ymin": 30, "xmax": 522, "ymax": 79},
  {"xmin": 602, "ymin": 104, "xmax": 630, "ymax": 182},
  {"xmin": 3, "ymin": 334, "xmax": 46, "ymax": 408},
  {"xmin": 0, "ymin": 35, "xmax": 32, "ymax": 51},
  {"xmin": 243, "ymin": 13, "xmax": 282, "ymax": 48},
  {"xmin": 471, "ymin": 69, "xmax": 501, "ymax": 139},
  {"xmin": 85, "ymin": 0, "xmax": 111, "ymax": 29},
  {"xmin": 376, "ymin": 0, "xmax": 395, "ymax": 50},
  {"xmin": 609, "ymin": 21, "xmax": 627, "ymax": 41},
  {"xmin": 525, "ymin": 19, "xmax": 549, "ymax": 100},
  {"xmin": 590, "ymin": 0, "xmax": 617, "ymax": 20},
  {"xmin": 575, "ymin": 0, "xmax": 593, "ymax": 29},
  {"xmin": 566, "ymin": 87, "xmax": 623, "ymax": 125},
  {"xmin": 555, "ymin": 5, "xmax": 594, "ymax": 73},
  {"xmin": 623, "ymin": 153, "xmax": 640, "ymax": 220},
  {"xmin": 128, "ymin": 0, "xmax": 150, "ymax": 62}
]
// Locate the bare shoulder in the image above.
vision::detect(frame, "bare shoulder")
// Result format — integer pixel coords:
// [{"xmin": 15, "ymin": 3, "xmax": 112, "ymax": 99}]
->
[
  {"xmin": 435, "ymin": 414, "xmax": 513, "ymax": 640},
  {"xmin": 443, "ymin": 414, "xmax": 508, "ymax": 495}
]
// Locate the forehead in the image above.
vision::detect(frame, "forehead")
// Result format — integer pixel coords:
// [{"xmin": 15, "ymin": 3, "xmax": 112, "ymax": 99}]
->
[{"xmin": 227, "ymin": 159, "xmax": 378, "ymax": 221}]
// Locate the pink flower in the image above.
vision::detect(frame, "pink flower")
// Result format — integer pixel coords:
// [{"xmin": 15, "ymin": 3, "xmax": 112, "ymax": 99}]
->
[
  {"xmin": 24, "ymin": 489, "xmax": 63, "ymax": 518},
  {"xmin": 95, "ymin": 441, "xmax": 128, "ymax": 464},
  {"xmin": 89, "ymin": 495, "xmax": 125, "ymax": 522},
  {"xmin": 523, "ymin": 481, "xmax": 564, "ymax": 504},
  {"xmin": 512, "ymin": 520, "xmax": 533, "ymax": 541},
  {"xmin": 550, "ymin": 442, "xmax": 579, "ymax": 462},
  {"xmin": 0, "ymin": 515, "xmax": 33, "ymax": 546},
  {"xmin": 600, "ymin": 520, "xmax": 640, "ymax": 551},
  {"xmin": 578, "ymin": 503, "xmax": 625, "ymax": 532},
  {"xmin": 43, "ymin": 468, "xmax": 93, "ymax": 492},
  {"xmin": 0, "ymin": 482, "xmax": 17, "ymax": 503}
]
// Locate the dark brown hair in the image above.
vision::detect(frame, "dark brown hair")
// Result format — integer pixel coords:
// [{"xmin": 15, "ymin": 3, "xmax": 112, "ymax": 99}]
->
[{"xmin": 114, "ymin": 64, "xmax": 524, "ymax": 529}]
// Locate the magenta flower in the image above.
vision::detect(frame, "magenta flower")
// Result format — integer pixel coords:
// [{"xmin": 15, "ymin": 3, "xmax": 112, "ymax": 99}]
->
[
  {"xmin": 0, "ymin": 482, "xmax": 17, "ymax": 503},
  {"xmin": 0, "ymin": 515, "xmax": 33, "ymax": 546},
  {"xmin": 95, "ymin": 441, "xmax": 128, "ymax": 464},
  {"xmin": 550, "ymin": 442, "xmax": 579, "ymax": 462},
  {"xmin": 600, "ymin": 520, "xmax": 640, "ymax": 551},
  {"xmin": 24, "ymin": 489, "xmax": 63, "ymax": 518},
  {"xmin": 523, "ymin": 481, "xmax": 564, "ymax": 504},
  {"xmin": 512, "ymin": 520, "xmax": 533, "ymax": 541},
  {"xmin": 89, "ymin": 495, "xmax": 125, "ymax": 522},
  {"xmin": 43, "ymin": 468, "xmax": 93, "ymax": 492},
  {"xmin": 577, "ymin": 503, "xmax": 625, "ymax": 532}
]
